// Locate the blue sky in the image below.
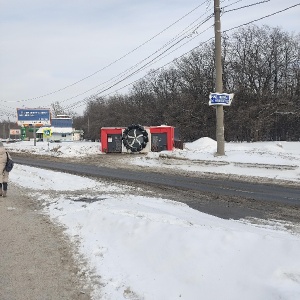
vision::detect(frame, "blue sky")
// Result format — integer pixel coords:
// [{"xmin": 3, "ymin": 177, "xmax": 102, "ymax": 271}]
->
[{"xmin": 0, "ymin": 0, "xmax": 299, "ymax": 119}]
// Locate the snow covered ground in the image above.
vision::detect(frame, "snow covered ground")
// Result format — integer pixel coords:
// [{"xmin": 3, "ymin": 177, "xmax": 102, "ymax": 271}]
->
[{"xmin": 4, "ymin": 138, "xmax": 300, "ymax": 300}]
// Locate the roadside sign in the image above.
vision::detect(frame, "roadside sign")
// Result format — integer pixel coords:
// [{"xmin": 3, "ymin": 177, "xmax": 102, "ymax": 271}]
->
[
  {"xmin": 17, "ymin": 108, "xmax": 51, "ymax": 126},
  {"xmin": 209, "ymin": 93, "xmax": 234, "ymax": 106},
  {"xmin": 10, "ymin": 129, "xmax": 21, "ymax": 135},
  {"xmin": 43, "ymin": 128, "xmax": 52, "ymax": 137}
]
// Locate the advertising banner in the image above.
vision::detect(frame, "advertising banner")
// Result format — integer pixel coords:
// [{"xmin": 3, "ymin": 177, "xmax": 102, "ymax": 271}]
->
[
  {"xmin": 17, "ymin": 108, "xmax": 51, "ymax": 126},
  {"xmin": 10, "ymin": 129, "xmax": 21, "ymax": 135}
]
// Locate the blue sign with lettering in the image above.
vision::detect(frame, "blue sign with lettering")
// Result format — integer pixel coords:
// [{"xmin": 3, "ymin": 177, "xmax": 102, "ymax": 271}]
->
[
  {"xmin": 17, "ymin": 108, "xmax": 51, "ymax": 125},
  {"xmin": 209, "ymin": 93, "xmax": 234, "ymax": 106}
]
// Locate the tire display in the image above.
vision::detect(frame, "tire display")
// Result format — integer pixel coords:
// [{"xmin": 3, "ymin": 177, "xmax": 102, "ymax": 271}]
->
[{"xmin": 122, "ymin": 124, "xmax": 149, "ymax": 152}]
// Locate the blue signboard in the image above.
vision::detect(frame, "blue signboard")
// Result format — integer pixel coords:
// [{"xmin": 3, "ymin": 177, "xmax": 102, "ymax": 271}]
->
[
  {"xmin": 51, "ymin": 118, "xmax": 73, "ymax": 128},
  {"xmin": 17, "ymin": 108, "xmax": 51, "ymax": 125},
  {"xmin": 209, "ymin": 93, "xmax": 234, "ymax": 106}
]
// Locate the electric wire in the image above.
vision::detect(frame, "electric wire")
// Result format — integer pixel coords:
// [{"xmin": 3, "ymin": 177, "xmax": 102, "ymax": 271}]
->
[
  {"xmin": 4, "ymin": 6, "xmax": 214, "ymax": 114},
  {"xmin": 223, "ymin": 0, "xmax": 270, "ymax": 13},
  {"xmin": 2, "ymin": 1, "xmax": 298, "ymax": 115},
  {"xmin": 62, "ymin": 17, "xmax": 215, "ymax": 110},
  {"xmin": 53, "ymin": 0, "xmax": 294, "ymax": 110},
  {"xmin": 67, "ymin": 35, "xmax": 216, "ymax": 111},
  {"xmin": 0, "ymin": 0, "xmax": 244, "ymax": 111},
  {"xmin": 8, "ymin": 0, "xmax": 210, "ymax": 103},
  {"xmin": 65, "ymin": 2, "xmax": 300, "ymax": 111},
  {"xmin": 223, "ymin": 3, "xmax": 300, "ymax": 32},
  {"xmin": 222, "ymin": 0, "xmax": 244, "ymax": 9},
  {"xmin": 61, "ymin": 14, "xmax": 214, "ymax": 109},
  {"xmin": 65, "ymin": 27, "xmax": 215, "ymax": 111},
  {"xmin": 1, "ymin": 0, "xmax": 214, "ymax": 111}
]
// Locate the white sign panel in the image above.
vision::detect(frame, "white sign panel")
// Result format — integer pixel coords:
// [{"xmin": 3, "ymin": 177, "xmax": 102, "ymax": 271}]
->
[
  {"xmin": 209, "ymin": 93, "xmax": 234, "ymax": 106},
  {"xmin": 10, "ymin": 129, "xmax": 21, "ymax": 135}
]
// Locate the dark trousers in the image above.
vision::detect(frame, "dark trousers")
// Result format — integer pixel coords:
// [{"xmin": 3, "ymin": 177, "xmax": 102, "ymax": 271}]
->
[{"xmin": 0, "ymin": 182, "xmax": 8, "ymax": 191}]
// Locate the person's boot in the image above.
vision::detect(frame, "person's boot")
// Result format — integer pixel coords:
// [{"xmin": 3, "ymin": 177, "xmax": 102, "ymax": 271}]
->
[
  {"xmin": 2, "ymin": 190, "xmax": 7, "ymax": 197},
  {"xmin": 0, "ymin": 190, "xmax": 2, "ymax": 197}
]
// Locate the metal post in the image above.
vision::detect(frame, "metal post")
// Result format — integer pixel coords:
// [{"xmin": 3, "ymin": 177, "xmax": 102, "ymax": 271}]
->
[
  {"xmin": 214, "ymin": 0, "xmax": 225, "ymax": 155},
  {"xmin": 8, "ymin": 117, "xmax": 10, "ymax": 141},
  {"xmin": 33, "ymin": 124, "xmax": 36, "ymax": 146}
]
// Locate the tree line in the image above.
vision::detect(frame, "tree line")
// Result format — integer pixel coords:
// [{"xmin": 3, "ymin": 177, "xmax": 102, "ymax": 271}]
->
[
  {"xmin": 74, "ymin": 25, "xmax": 299, "ymax": 142},
  {"xmin": 4, "ymin": 25, "xmax": 298, "ymax": 143}
]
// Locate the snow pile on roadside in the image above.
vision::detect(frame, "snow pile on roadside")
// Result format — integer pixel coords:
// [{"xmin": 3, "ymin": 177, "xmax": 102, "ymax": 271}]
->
[
  {"xmin": 185, "ymin": 136, "xmax": 217, "ymax": 151},
  {"xmin": 6, "ymin": 143, "xmax": 300, "ymax": 300},
  {"xmin": 5, "ymin": 140, "xmax": 101, "ymax": 157},
  {"xmin": 130, "ymin": 138, "xmax": 300, "ymax": 182},
  {"xmin": 10, "ymin": 164, "xmax": 300, "ymax": 300},
  {"xmin": 5, "ymin": 138, "xmax": 300, "ymax": 182}
]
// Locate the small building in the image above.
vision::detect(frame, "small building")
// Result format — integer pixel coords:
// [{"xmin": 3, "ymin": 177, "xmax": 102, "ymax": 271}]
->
[
  {"xmin": 36, "ymin": 126, "xmax": 72, "ymax": 142},
  {"xmin": 100, "ymin": 125, "xmax": 175, "ymax": 153},
  {"xmin": 36, "ymin": 114, "xmax": 83, "ymax": 142},
  {"xmin": 49, "ymin": 127, "xmax": 73, "ymax": 142},
  {"xmin": 101, "ymin": 127, "xmax": 125, "ymax": 153},
  {"xmin": 149, "ymin": 125, "xmax": 174, "ymax": 152}
]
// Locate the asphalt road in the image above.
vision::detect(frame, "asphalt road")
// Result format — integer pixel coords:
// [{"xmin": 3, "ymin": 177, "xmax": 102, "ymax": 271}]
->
[{"xmin": 13, "ymin": 156, "xmax": 300, "ymax": 207}]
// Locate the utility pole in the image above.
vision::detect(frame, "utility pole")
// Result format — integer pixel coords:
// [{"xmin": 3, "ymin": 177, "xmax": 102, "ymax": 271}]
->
[
  {"xmin": 8, "ymin": 117, "xmax": 11, "ymax": 140},
  {"xmin": 33, "ymin": 124, "xmax": 37, "ymax": 146},
  {"xmin": 3, "ymin": 123, "xmax": 6, "ymax": 139},
  {"xmin": 214, "ymin": 0, "xmax": 225, "ymax": 155}
]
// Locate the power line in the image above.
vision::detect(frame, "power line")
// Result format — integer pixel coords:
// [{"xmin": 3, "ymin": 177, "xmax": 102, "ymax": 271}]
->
[
  {"xmin": 222, "ymin": 0, "xmax": 244, "ymax": 9},
  {"xmin": 59, "ymin": 0, "xmax": 294, "ymax": 108},
  {"xmin": 20, "ymin": 4, "xmax": 214, "ymax": 108},
  {"xmin": 223, "ymin": 3, "xmax": 300, "ymax": 32},
  {"xmin": 65, "ymin": 2, "xmax": 300, "ymax": 111},
  {"xmin": 223, "ymin": 0, "xmax": 270, "ymax": 13},
  {"xmin": 1, "ymin": 3, "xmax": 215, "ymax": 117},
  {"xmin": 67, "ymin": 35, "xmax": 217, "ymax": 111},
  {"xmin": 0, "ymin": 0, "xmax": 242, "ymax": 111},
  {"xmin": 20, "ymin": 9, "xmax": 214, "ymax": 111},
  {"xmin": 63, "ymin": 21, "xmax": 214, "ymax": 110},
  {"xmin": 61, "ymin": 14, "xmax": 214, "ymax": 108},
  {"xmin": 10, "ymin": 0, "xmax": 210, "ymax": 103},
  {"xmin": 3, "ymin": 1, "xmax": 299, "ymax": 115}
]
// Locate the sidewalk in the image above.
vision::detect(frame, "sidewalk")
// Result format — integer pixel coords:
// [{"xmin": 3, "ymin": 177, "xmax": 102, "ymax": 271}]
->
[{"xmin": 0, "ymin": 183, "xmax": 91, "ymax": 300}]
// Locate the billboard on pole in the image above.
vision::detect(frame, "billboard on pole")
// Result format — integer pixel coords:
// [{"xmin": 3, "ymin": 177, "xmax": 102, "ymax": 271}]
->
[
  {"xmin": 17, "ymin": 108, "xmax": 51, "ymax": 126},
  {"xmin": 10, "ymin": 129, "xmax": 21, "ymax": 135}
]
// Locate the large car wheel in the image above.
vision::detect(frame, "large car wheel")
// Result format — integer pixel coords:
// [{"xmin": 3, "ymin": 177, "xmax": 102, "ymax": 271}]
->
[{"xmin": 122, "ymin": 124, "xmax": 148, "ymax": 152}]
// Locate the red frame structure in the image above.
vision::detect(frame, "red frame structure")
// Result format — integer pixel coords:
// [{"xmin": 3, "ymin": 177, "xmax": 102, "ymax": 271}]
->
[
  {"xmin": 100, "ymin": 127, "xmax": 124, "ymax": 153},
  {"xmin": 149, "ymin": 126, "xmax": 174, "ymax": 151}
]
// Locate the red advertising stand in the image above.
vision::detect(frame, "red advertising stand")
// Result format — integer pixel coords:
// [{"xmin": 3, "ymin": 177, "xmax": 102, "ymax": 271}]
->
[
  {"xmin": 101, "ymin": 125, "xmax": 175, "ymax": 153},
  {"xmin": 149, "ymin": 125, "xmax": 174, "ymax": 152},
  {"xmin": 101, "ymin": 127, "xmax": 124, "ymax": 153}
]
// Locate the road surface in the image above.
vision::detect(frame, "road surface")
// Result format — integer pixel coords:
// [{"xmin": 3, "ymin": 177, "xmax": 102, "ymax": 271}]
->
[{"xmin": 13, "ymin": 154, "xmax": 300, "ymax": 222}]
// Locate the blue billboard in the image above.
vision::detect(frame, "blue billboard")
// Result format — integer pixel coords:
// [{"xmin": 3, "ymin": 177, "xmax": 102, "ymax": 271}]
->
[
  {"xmin": 51, "ymin": 118, "xmax": 73, "ymax": 128},
  {"xmin": 17, "ymin": 108, "xmax": 51, "ymax": 125}
]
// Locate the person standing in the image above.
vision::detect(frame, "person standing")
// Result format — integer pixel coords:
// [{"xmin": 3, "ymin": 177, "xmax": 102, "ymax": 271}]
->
[{"xmin": 0, "ymin": 141, "xmax": 11, "ymax": 197}]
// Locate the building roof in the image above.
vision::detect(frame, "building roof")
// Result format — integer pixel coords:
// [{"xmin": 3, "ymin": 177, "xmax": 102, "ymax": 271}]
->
[{"xmin": 36, "ymin": 127, "xmax": 73, "ymax": 134}]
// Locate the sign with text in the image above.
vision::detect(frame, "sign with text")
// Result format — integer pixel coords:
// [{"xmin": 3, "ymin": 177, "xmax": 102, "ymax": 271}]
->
[
  {"xmin": 17, "ymin": 108, "xmax": 51, "ymax": 126},
  {"xmin": 10, "ymin": 129, "xmax": 21, "ymax": 135},
  {"xmin": 209, "ymin": 93, "xmax": 234, "ymax": 106}
]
